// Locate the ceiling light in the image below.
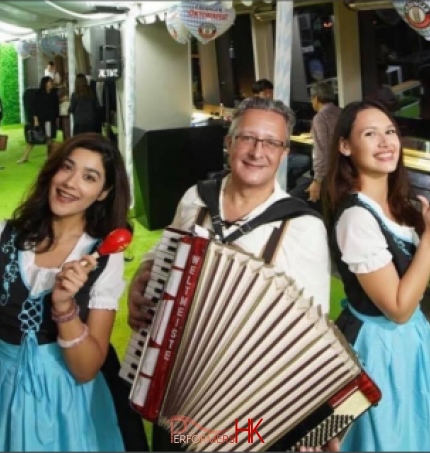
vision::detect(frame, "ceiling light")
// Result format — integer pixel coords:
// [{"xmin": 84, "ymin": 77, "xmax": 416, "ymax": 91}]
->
[
  {"xmin": 44, "ymin": 1, "xmax": 117, "ymax": 19},
  {"xmin": 344, "ymin": 0, "xmax": 394, "ymax": 10},
  {"xmin": 0, "ymin": 21, "xmax": 33, "ymax": 35}
]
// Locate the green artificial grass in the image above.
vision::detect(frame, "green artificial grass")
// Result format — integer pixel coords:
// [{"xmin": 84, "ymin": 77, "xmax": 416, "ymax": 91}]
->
[
  {"xmin": 0, "ymin": 44, "xmax": 20, "ymax": 125},
  {"xmin": 0, "ymin": 124, "xmax": 346, "ymax": 447},
  {"xmin": 0, "ymin": 124, "xmax": 346, "ymax": 350}
]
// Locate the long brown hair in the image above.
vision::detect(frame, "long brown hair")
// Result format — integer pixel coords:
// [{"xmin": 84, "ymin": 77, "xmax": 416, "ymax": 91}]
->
[
  {"xmin": 324, "ymin": 99, "xmax": 424, "ymax": 235},
  {"xmin": 74, "ymin": 73, "xmax": 93, "ymax": 99},
  {"xmin": 10, "ymin": 133, "xmax": 131, "ymax": 250}
]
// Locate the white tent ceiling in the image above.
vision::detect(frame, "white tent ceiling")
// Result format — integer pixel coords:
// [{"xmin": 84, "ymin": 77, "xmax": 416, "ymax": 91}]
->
[
  {"xmin": 0, "ymin": 1, "xmax": 278, "ymax": 42},
  {"xmin": 0, "ymin": 1, "xmax": 142, "ymax": 40},
  {"xmin": 0, "ymin": 0, "xmax": 394, "ymax": 42},
  {"xmin": 0, "ymin": 1, "xmax": 180, "ymax": 41}
]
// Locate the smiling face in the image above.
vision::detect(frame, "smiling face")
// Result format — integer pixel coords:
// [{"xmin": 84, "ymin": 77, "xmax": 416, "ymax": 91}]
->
[
  {"xmin": 226, "ymin": 109, "xmax": 289, "ymax": 192},
  {"xmin": 49, "ymin": 147, "xmax": 109, "ymax": 222},
  {"xmin": 339, "ymin": 107, "xmax": 401, "ymax": 178}
]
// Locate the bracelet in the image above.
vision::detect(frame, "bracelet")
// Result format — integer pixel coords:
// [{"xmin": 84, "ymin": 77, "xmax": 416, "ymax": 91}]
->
[
  {"xmin": 52, "ymin": 298, "xmax": 79, "ymax": 323},
  {"xmin": 57, "ymin": 324, "xmax": 89, "ymax": 349}
]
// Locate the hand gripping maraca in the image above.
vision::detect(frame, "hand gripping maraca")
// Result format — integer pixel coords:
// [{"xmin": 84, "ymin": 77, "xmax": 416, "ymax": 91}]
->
[{"xmin": 81, "ymin": 228, "xmax": 133, "ymax": 266}]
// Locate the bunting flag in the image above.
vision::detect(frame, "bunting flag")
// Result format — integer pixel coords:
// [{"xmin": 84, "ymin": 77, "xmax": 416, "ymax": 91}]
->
[
  {"xmin": 393, "ymin": 0, "xmax": 430, "ymax": 40},
  {"xmin": 179, "ymin": 1, "xmax": 235, "ymax": 44},
  {"xmin": 166, "ymin": 4, "xmax": 190, "ymax": 44}
]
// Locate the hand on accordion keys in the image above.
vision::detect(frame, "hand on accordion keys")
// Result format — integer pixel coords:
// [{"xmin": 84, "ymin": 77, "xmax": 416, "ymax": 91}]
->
[{"xmin": 128, "ymin": 260, "xmax": 157, "ymax": 331}]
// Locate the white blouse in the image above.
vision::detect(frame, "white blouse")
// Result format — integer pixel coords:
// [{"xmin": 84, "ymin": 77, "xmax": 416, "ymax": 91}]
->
[
  {"xmin": 336, "ymin": 193, "xmax": 419, "ymax": 274},
  {"xmin": 0, "ymin": 221, "xmax": 126, "ymax": 310}
]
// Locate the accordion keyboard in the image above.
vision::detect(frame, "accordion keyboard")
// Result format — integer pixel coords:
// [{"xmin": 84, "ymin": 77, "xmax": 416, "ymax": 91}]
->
[{"xmin": 119, "ymin": 228, "xmax": 186, "ymax": 385}]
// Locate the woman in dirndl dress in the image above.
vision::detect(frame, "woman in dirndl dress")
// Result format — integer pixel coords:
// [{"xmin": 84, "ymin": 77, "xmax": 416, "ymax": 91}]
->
[
  {"xmin": 325, "ymin": 100, "xmax": 430, "ymax": 451},
  {"xmin": 0, "ymin": 133, "xmax": 130, "ymax": 451}
]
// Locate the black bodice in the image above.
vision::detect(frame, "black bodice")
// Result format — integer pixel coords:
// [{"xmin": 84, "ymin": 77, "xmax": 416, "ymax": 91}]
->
[{"xmin": 0, "ymin": 222, "xmax": 109, "ymax": 345}]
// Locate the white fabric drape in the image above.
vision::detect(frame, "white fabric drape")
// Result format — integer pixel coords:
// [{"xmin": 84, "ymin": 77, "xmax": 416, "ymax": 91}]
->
[
  {"xmin": 74, "ymin": 33, "xmax": 89, "ymax": 75},
  {"xmin": 121, "ymin": 9, "xmax": 137, "ymax": 209},
  {"xmin": 274, "ymin": 1, "xmax": 293, "ymax": 192}
]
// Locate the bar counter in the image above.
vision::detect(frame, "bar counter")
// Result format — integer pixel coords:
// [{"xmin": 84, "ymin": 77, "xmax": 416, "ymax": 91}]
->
[{"xmin": 290, "ymin": 134, "xmax": 430, "ymax": 174}]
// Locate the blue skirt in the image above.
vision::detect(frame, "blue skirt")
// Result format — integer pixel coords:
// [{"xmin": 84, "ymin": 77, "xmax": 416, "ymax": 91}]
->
[
  {"xmin": 340, "ymin": 305, "xmax": 430, "ymax": 452},
  {"xmin": 0, "ymin": 333, "xmax": 125, "ymax": 451}
]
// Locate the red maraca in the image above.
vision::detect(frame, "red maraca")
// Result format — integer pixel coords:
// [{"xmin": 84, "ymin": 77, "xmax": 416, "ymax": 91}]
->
[
  {"xmin": 80, "ymin": 228, "xmax": 132, "ymax": 267},
  {"xmin": 93, "ymin": 228, "xmax": 133, "ymax": 258}
]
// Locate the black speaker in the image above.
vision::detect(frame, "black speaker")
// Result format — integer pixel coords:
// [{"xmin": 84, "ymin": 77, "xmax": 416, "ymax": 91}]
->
[
  {"xmin": 90, "ymin": 27, "xmax": 122, "ymax": 81},
  {"xmin": 132, "ymin": 125, "xmax": 226, "ymax": 230}
]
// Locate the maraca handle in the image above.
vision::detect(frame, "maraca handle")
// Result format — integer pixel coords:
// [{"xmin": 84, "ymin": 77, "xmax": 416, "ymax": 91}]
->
[
  {"xmin": 80, "ymin": 251, "xmax": 100, "ymax": 268},
  {"xmin": 90, "ymin": 251, "xmax": 100, "ymax": 260}
]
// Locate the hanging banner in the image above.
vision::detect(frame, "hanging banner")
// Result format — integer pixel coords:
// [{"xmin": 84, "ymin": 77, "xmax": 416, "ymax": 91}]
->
[
  {"xmin": 393, "ymin": 0, "xmax": 430, "ymax": 40},
  {"xmin": 26, "ymin": 40, "xmax": 38, "ymax": 58},
  {"xmin": 166, "ymin": 4, "xmax": 190, "ymax": 44},
  {"xmin": 15, "ymin": 40, "xmax": 33, "ymax": 59},
  {"xmin": 179, "ymin": 1, "xmax": 236, "ymax": 44},
  {"xmin": 41, "ymin": 36, "xmax": 56, "ymax": 57},
  {"xmin": 51, "ymin": 36, "xmax": 68, "ymax": 56}
]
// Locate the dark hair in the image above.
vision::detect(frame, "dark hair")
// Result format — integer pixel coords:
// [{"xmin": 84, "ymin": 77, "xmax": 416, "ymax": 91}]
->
[
  {"xmin": 39, "ymin": 76, "xmax": 53, "ymax": 92},
  {"xmin": 10, "ymin": 133, "xmax": 131, "ymax": 250},
  {"xmin": 251, "ymin": 79, "xmax": 273, "ymax": 95},
  {"xmin": 324, "ymin": 99, "xmax": 423, "ymax": 235},
  {"xmin": 74, "ymin": 73, "xmax": 93, "ymax": 99},
  {"xmin": 48, "ymin": 61, "xmax": 54, "ymax": 66}
]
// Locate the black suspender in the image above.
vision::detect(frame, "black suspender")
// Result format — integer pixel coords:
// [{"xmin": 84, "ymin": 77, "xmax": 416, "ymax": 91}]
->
[{"xmin": 195, "ymin": 177, "xmax": 322, "ymax": 264}]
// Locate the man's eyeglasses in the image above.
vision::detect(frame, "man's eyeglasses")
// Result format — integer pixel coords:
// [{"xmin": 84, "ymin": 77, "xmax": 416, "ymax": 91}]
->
[{"xmin": 234, "ymin": 134, "xmax": 287, "ymax": 152}]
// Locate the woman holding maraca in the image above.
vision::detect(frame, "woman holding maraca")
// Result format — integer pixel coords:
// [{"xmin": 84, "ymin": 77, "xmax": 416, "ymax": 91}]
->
[{"xmin": 0, "ymin": 133, "xmax": 146, "ymax": 451}]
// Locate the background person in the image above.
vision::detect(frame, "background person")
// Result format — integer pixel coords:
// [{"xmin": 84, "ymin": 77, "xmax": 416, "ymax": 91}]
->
[
  {"xmin": 251, "ymin": 78, "xmax": 274, "ymax": 99},
  {"xmin": 69, "ymin": 73, "xmax": 101, "ymax": 136},
  {"xmin": 18, "ymin": 76, "xmax": 60, "ymax": 164},
  {"xmin": 44, "ymin": 60, "xmax": 61, "ymax": 86},
  {"xmin": 290, "ymin": 81, "xmax": 342, "ymax": 211}
]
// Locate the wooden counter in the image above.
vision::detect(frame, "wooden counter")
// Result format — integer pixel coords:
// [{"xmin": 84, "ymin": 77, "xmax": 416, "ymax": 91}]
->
[
  {"xmin": 195, "ymin": 104, "xmax": 235, "ymax": 118},
  {"xmin": 290, "ymin": 135, "xmax": 430, "ymax": 174},
  {"xmin": 290, "ymin": 133, "xmax": 313, "ymax": 146},
  {"xmin": 403, "ymin": 147, "xmax": 430, "ymax": 160},
  {"xmin": 391, "ymin": 80, "xmax": 421, "ymax": 96}
]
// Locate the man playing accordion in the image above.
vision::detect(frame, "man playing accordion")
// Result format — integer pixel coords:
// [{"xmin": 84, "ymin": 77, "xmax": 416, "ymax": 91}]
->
[{"xmin": 128, "ymin": 97, "xmax": 338, "ymax": 452}]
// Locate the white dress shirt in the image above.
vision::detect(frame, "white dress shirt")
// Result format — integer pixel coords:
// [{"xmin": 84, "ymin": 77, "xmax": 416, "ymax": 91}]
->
[{"xmin": 143, "ymin": 176, "xmax": 331, "ymax": 313}]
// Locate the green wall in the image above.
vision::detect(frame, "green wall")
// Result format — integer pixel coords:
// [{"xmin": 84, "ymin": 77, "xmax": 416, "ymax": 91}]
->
[{"xmin": 0, "ymin": 44, "xmax": 20, "ymax": 125}]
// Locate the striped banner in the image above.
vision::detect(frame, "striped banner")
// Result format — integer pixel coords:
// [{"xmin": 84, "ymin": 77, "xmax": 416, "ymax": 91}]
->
[{"xmin": 273, "ymin": 1, "xmax": 293, "ymax": 191}]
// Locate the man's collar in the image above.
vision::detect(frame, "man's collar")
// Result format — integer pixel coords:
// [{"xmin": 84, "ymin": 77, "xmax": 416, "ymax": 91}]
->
[{"xmin": 193, "ymin": 176, "xmax": 289, "ymax": 224}]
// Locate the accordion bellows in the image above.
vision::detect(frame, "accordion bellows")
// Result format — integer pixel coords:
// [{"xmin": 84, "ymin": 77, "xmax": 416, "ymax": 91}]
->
[{"xmin": 122, "ymin": 228, "xmax": 381, "ymax": 451}]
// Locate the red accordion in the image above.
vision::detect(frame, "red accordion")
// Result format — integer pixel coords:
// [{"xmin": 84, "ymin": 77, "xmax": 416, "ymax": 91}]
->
[{"xmin": 121, "ymin": 228, "xmax": 381, "ymax": 451}]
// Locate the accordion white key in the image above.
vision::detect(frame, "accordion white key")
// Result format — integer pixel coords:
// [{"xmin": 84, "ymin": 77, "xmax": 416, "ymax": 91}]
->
[
  {"xmin": 119, "ymin": 228, "xmax": 187, "ymax": 385},
  {"xmin": 121, "ymin": 229, "xmax": 381, "ymax": 451}
]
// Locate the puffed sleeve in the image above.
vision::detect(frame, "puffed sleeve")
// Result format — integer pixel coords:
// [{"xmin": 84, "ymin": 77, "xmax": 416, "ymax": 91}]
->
[
  {"xmin": 336, "ymin": 206, "xmax": 392, "ymax": 274},
  {"xmin": 88, "ymin": 252, "xmax": 126, "ymax": 310}
]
